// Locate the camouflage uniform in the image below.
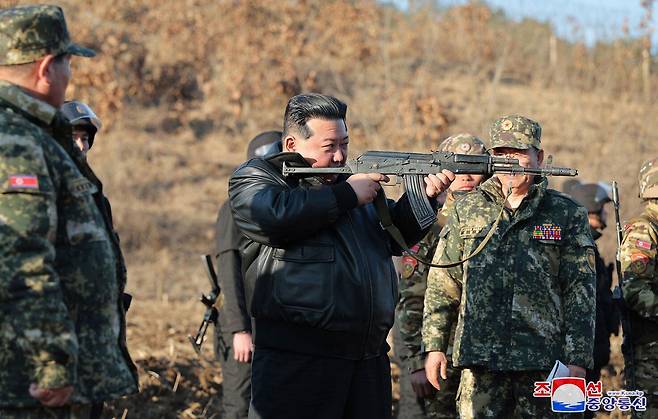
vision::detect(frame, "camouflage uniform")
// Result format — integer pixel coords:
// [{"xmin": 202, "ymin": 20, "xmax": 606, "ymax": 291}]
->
[
  {"xmin": 396, "ymin": 134, "xmax": 485, "ymax": 418},
  {"xmin": 422, "ymin": 116, "xmax": 596, "ymax": 418},
  {"xmin": 620, "ymin": 157, "xmax": 658, "ymax": 418},
  {"xmin": 0, "ymin": 5, "xmax": 137, "ymax": 417}
]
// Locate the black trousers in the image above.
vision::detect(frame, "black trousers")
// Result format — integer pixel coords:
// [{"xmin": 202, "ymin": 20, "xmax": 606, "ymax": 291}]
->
[
  {"xmin": 215, "ymin": 329, "xmax": 252, "ymax": 419},
  {"xmin": 248, "ymin": 347, "xmax": 392, "ymax": 419}
]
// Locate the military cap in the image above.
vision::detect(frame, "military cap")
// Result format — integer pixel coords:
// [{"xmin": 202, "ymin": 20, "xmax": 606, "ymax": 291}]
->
[
  {"xmin": 438, "ymin": 133, "xmax": 486, "ymax": 155},
  {"xmin": 0, "ymin": 5, "xmax": 95, "ymax": 65},
  {"xmin": 638, "ymin": 157, "xmax": 658, "ymax": 199},
  {"xmin": 567, "ymin": 181, "xmax": 612, "ymax": 213},
  {"xmin": 247, "ymin": 130, "xmax": 281, "ymax": 159},
  {"xmin": 489, "ymin": 115, "xmax": 542, "ymax": 150}
]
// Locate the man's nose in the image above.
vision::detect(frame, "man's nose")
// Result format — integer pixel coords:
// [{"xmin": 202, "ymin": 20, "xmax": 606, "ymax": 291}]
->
[{"xmin": 333, "ymin": 148, "xmax": 344, "ymax": 162}]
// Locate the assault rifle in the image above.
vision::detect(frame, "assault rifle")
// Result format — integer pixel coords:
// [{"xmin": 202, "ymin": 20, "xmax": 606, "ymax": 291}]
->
[
  {"xmin": 611, "ymin": 181, "xmax": 637, "ymax": 413},
  {"xmin": 283, "ymin": 150, "xmax": 578, "ymax": 230},
  {"xmin": 188, "ymin": 254, "xmax": 221, "ymax": 355}
]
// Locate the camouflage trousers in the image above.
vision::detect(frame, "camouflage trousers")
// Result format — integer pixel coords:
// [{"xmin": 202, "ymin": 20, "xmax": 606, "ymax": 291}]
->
[
  {"xmin": 631, "ymin": 342, "xmax": 658, "ymax": 419},
  {"xmin": 397, "ymin": 363, "xmax": 459, "ymax": 419},
  {"xmin": 0, "ymin": 404, "xmax": 93, "ymax": 419},
  {"xmin": 457, "ymin": 368, "xmax": 579, "ymax": 419}
]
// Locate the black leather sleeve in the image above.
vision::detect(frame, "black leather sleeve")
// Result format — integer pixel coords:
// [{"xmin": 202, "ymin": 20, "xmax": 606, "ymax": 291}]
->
[{"xmin": 228, "ymin": 159, "xmax": 342, "ymax": 247}]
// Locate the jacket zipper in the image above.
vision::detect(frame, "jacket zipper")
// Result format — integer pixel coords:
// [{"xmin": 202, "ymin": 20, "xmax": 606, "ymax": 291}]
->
[{"xmin": 346, "ymin": 211, "xmax": 373, "ymax": 358}]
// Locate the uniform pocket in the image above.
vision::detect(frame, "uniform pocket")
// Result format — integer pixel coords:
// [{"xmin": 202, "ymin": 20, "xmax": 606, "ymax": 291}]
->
[
  {"xmin": 272, "ymin": 243, "xmax": 335, "ymax": 313},
  {"xmin": 459, "ymin": 225, "xmax": 489, "ymax": 268},
  {"xmin": 530, "ymin": 239, "xmax": 563, "ymax": 277}
]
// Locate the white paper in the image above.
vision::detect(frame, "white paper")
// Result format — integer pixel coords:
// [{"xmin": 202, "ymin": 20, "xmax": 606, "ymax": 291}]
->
[{"xmin": 546, "ymin": 360, "xmax": 570, "ymax": 381}]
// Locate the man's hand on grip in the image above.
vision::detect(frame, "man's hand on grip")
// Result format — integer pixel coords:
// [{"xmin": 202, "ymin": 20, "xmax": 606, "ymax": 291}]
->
[{"xmin": 347, "ymin": 173, "xmax": 389, "ymax": 206}]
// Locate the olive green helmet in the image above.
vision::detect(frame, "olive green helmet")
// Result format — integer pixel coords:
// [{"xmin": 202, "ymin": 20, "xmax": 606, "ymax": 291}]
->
[{"xmin": 638, "ymin": 157, "xmax": 658, "ymax": 199}]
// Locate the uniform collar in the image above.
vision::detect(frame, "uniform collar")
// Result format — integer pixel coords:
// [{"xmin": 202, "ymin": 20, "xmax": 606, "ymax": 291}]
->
[
  {"xmin": 479, "ymin": 176, "xmax": 547, "ymax": 205},
  {"xmin": 0, "ymin": 80, "xmax": 57, "ymax": 126}
]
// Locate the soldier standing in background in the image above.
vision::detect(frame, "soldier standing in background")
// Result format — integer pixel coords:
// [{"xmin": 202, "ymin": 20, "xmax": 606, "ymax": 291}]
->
[
  {"xmin": 214, "ymin": 131, "xmax": 281, "ymax": 419},
  {"xmin": 620, "ymin": 157, "xmax": 658, "ymax": 418},
  {"xmin": 60, "ymin": 100, "xmax": 139, "ymax": 418},
  {"xmin": 565, "ymin": 182, "xmax": 619, "ymax": 401},
  {"xmin": 395, "ymin": 134, "xmax": 486, "ymax": 419},
  {"xmin": 422, "ymin": 116, "xmax": 596, "ymax": 418},
  {"xmin": 0, "ymin": 5, "xmax": 138, "ymax": 419}
]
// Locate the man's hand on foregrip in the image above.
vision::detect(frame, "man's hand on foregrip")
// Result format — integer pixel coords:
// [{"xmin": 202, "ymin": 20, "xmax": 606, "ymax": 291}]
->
[
  {"xmin": 424, "ymin": 170, "xmax": 455, "ymax": 198},
  {"xmin": 424, "ymin": 351, "xmax": 449, "ymax": 391}
]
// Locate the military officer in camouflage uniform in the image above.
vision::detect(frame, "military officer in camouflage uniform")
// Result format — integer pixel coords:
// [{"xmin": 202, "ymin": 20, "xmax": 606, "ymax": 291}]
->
[
  {"xmin": 620, "ymin": 157, "xmax": 658, "ymax": 418},
  {"xmin": 422, "ymin": 115, "xmax": 596, "ymax": 418},
  {"xmin": 0, "ymin": 5, "xmax": 138, "ymax": 418},
  {"xmin": 396, "ymin": 134, "xmax": 486, "ymax": 418}
]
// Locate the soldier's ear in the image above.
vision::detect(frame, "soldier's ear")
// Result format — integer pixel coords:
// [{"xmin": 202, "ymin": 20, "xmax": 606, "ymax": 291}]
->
[
  {"xmin": 536, "ymin": 148, "xmax": 544, "ymax": 166},
  {"xmin": 36, "ymin": 54, "xmax": 56, "ymax": 85},
  {"xmin": 284, "ymin": 135, "xmax": 297, "ymax": 152}
]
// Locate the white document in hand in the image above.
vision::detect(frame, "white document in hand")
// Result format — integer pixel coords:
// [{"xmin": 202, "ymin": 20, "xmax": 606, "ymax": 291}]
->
[{"xmin": 546, "ymin": 360, "xmax": 571, "ymax": 381}]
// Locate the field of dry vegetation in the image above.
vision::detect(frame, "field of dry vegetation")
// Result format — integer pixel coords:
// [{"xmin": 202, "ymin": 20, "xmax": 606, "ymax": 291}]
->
[{"xmin": 3, "ymin": 0, "xmax": 658, "ymax": 417}]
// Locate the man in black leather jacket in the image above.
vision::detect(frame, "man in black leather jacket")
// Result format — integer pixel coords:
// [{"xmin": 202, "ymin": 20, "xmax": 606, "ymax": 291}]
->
[{"xmin": 228, "ymin": 93, "xmax": 454, "ymax": 419}]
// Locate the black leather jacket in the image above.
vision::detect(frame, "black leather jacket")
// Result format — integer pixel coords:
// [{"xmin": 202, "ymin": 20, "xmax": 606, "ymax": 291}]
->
[{"xmin": 229, "ymin": 152, "xmax": 432, "ymax": 360}]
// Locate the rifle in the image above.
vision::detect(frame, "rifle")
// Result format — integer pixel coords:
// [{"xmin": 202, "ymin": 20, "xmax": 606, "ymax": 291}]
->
[
  {"xmin": 611, "ymin": 181, "xmax": 637, "ymax": 407},
  {"xmin": 188, "ymin": 254, "xmax": 221, "ymax": 355},
  {"xmin": 283, "ymin": 150, "xmax": 578, "ymax": 268},
  {"xmin": 283, "ymin": 150, "xmax": 578, "ymax": 230}
]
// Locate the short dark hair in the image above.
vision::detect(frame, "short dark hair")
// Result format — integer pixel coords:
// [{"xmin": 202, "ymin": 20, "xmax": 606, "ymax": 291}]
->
[{"xmin": 282, "ymin": 93, "xmax": 347, "ymax": 139}]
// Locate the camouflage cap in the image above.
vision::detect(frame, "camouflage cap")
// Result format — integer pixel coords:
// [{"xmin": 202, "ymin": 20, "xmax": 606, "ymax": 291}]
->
[
  {"xmin": 567, "ymin": 181, "xmax": 612, "ymax": 213},
  {"xmin": 438, "ymin": 133, "xmax": 486, "ymax": 155},
  {"xmin": 638, "ymin": 157, "xmax": 658, "ymax": 199},
  {"xmin": 489, "ymin": 115, "xmax": 541, "ymax": 150},
  {"xmin": 0, "ymin": 5, "xmax": 95, "ymax": 65}
]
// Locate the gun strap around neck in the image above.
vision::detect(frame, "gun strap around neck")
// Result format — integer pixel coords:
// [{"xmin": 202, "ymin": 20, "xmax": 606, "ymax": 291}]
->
[{"xmin": 375, "ymin": 188, "xmax": 507, "ymax": 268}]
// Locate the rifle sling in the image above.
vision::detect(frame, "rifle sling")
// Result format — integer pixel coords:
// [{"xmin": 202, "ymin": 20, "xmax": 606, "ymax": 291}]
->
[{"xmin": 375, "ymin": 188, "xmax": 507, "ymax": 268}]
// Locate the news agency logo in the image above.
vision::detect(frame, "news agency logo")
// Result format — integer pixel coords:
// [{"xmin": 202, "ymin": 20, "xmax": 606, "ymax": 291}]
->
[
  {"xmin": 550, "ymin": 378, "xmax": 586, "ymax": 412},
  {"xmin": 533, "ymin": 379, "xmax": 647, "ymax": 413}
]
